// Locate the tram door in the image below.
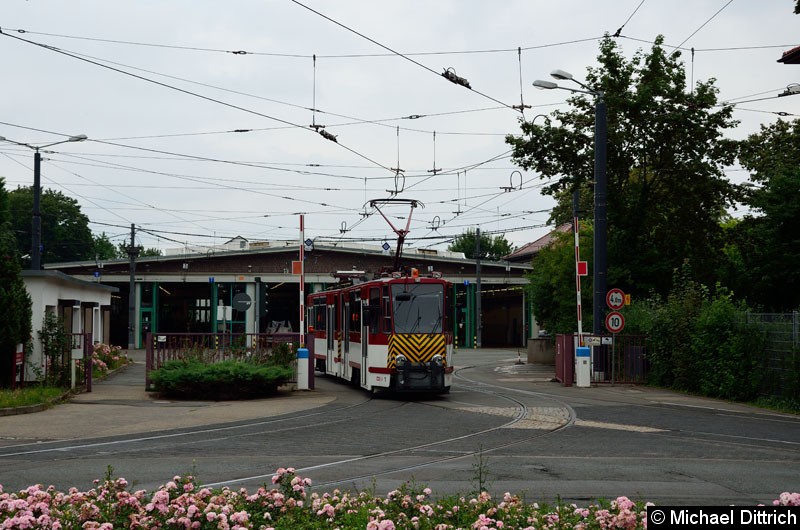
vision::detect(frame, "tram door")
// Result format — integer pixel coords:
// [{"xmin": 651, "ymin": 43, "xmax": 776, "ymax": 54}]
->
[
  {"xmin": 340, "ymin": 293, "xmax": 348, "ymax": 380},
  {"xmin": 361, "ymin": 294, "xmax": 368, "ymax": 387},
  {"xmin": 326, "ymin": 297, "xmax": 336, "ymax": 376}
]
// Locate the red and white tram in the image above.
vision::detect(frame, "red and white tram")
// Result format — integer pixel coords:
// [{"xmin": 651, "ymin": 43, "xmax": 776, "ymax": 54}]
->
[{"xmin": 307, "ymin": 269, "xmax": 454, "ymax": 393}]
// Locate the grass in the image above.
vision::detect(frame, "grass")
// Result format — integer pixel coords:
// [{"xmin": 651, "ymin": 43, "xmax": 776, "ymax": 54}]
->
[
  {"xmin": 0, "ymin": 385, "xmax": 66, "ymax": 409},
  {"xmin": 752, "ymin": 395, "xmax": 800, "ymax": 414}
]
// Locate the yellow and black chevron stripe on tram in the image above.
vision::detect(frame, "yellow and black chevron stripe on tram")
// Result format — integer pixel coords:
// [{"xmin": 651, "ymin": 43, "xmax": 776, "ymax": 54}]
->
[{"xmin": 387, "ymin": 334, "xmax": 446, "ymax": 368}]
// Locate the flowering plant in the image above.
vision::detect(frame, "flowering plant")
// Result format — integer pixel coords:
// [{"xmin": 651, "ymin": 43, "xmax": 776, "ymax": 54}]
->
[
  {"xmin": 91, "ymin": 343, "xmax": 129, "ymax": 377},
  {"xmin": 0, "ymin": 467, "xmax": 797, "ymax": 529}
]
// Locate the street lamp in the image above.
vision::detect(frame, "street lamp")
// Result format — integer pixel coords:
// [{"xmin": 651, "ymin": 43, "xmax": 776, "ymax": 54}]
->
[
  {"xmin": 0, "ymin": 134, "xmax": 88, "ymax": 270},
  {"xmin": 533, "ymin": 69, "xmax": 608, "ymax": 336}
]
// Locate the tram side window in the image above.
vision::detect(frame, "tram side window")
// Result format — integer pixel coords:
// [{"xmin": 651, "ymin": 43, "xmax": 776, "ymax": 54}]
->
[
  {"xmin": 444, "ymin": 291, "xmax": 453, "ymax": 333},
  {"xmin": 368, "ymin": 287, "xmax": 380, "ymax": 334},
  {"xmin": 349, "ymin": 291, "xmax": 361, "ymax": 332},
  {"xmin": 315, "ymin": 298, "xmax": 326, "ymax": 331}
]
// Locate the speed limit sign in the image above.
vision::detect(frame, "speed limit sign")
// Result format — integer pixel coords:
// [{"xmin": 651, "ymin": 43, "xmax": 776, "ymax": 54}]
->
[{"xmin": 605, "ymin": 311, "xmax": 625, "ymax": 333}]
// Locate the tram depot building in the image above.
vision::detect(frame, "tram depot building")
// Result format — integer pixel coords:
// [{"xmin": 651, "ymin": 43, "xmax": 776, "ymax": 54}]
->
[{"xmin": 51, "ymin": 239, "xmax": 537, "ymax": 350}]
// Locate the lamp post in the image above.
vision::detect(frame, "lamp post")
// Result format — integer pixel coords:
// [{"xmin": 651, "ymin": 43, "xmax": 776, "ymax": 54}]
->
[
  {"xmin": 0, "ymin": 134, "xmax": 88, "ymax": 270},
  {"xmin": 533, "ymin": 70, "xmax": 607, "ymax": 336}
]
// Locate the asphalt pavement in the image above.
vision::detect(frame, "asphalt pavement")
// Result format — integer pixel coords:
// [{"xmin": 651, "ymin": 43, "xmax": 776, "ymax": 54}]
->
[
  {"xmin": 2, "ymin": 347, "xmax": 777, "ymax": 444},
  {"xmin": 0, "ymin": 349, "xmax": 334, "ymax": 445},
  {"xmin": 1, "ymin": 347, "xmax": 797, "ymax": 504}
]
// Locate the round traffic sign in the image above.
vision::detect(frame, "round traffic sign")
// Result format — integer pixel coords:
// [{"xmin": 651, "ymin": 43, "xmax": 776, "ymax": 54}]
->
[
  {"xmin": 232, "ymin": 292, "xmax": 252, "ymax": 311},
  {"xmin": 605, "ymin": 311, "xmax": 625, "ymax": 333},
  {"xmin": 606, "ymin": 288, "xmax": 626, "ymax": 310}
]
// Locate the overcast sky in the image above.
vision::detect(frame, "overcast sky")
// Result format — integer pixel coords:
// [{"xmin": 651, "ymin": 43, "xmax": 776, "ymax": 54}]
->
[{"xmin": 1, "ymin": 1, "xmax": 798, "ymax": 256}]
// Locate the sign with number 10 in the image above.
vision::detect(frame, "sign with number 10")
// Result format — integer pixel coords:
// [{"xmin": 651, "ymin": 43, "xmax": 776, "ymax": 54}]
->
[{"xmin": 605, "ymin": 311, "xmax": 625, "ymax": 333}]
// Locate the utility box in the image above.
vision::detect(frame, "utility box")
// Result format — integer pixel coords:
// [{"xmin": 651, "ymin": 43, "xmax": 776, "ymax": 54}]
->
[
  {"xmin": 297, "ymin": 348, "xmax": 310, "ymax": 390},
  {"xmin": 575, "ymin": 346, "xmax": 591, "ymax": 388}
]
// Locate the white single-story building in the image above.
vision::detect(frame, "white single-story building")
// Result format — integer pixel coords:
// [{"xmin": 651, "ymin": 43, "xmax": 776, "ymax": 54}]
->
[{"xmin": 21, "ymin": 270, "xmax": 117, "ymax": 382}]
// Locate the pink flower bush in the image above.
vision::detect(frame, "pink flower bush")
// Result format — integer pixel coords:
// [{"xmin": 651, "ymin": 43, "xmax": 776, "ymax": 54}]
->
[
  {"xmin": 91, "ymin": 343, "xmax": 129, "ymax": 377},
  {"xmin": 774, "ymin": 492, "xmax": 800, "ymax": 506},
  {"xmin": 0, "ymin": 468, "xmax": 796, "ymax": 529}
]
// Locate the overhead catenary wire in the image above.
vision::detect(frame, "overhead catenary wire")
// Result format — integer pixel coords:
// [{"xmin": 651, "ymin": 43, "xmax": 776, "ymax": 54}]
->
[
  {"xmin": 9, "ymin": 24, "xmax": 791, "ymax": 60},
  {"xmin": 9, "ymin": 7, "xmax": 748, "ymax": 252},
  {"xmin": 89, "ymin": 218, "xmax": 550, "ymax": 249},
  {"xmin": 0, "ymin": 29, "xmax": 396, "ymax": 174},
  {"xmin": 619, "ymin": 35, "xmax": 799, "ymax": 53},
  {"xmin": 1, "ymin": 151, "xmax": 134, "ymax": 226},
  {"xmin": 287, "ymin": 0, "xmax": 518, "ymax": 112},
  {"xmin": 0, "ymin": 26, "xmax": 604, "ymax": 59},
  {"xmin": 0, "ymin": 40, "xmax": 528, "ymax": 138},
  {"xmin": 513, "ymin": 47, "xmax": 531, "ymax": 115},
  {"xmin": 0, "ymin": 119, "xmax": 521, "ymax": 187},
  {"xmin": 668, "ymin": 0, "xmax": 735, "ymax": 56},
  {"xmin": 612, "ymin": 0, "xmax": 647, "ymax": 37},
  {"xmin": 0, "ymin": 147, "xmax": 367, "ymax": 220},
  {"xmin": 428, "ymin": 131, "xmax": 441, "ymax": 175}
]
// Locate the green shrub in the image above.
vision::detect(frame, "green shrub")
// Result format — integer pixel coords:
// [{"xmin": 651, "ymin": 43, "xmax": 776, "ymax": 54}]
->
[
  {"xmin": 642, "ymin": 264, "xmax": 707, "ymax": 389},
  {"xmin": 632, "ymin": 262, "xmax": 768, "ymax": 401},
  {"xmin": 691, "ymin": 292, "xmax": 766, "ymax": 401},
  {"xmin": 268, "ymin": 342, "xmax": 296, "ymax": 367},
  {"xmin": 39, "ymin": 312, "xmax": 73, "ymax": 388},
  {"xmin": 150, "ymin": 359, "xmax": 293, "ymax": 400}
]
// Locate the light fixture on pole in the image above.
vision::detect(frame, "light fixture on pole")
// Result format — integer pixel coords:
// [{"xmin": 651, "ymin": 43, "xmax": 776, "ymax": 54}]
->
[
  {"xmin": 0, "ymin": 134, "xmax": 88, "ymax": 270},
  {"xmin": 533, "ymin": 69, "xmax": 607, "ymax": 336}
]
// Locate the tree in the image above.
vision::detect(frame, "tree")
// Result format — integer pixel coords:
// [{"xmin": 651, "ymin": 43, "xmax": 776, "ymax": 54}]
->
[
  {"xmin": 448, "ymin": 229, "xmax": 513, "ymax": 261},
  {"xmin": 116, "ymin": 242, "xmax": 162, "ymax": 258},
  {"xmin": 526, "ymin": 223, "xmax": 592, "ymax": 335},
  {"xmin": 507, "ymin": 36, "xmax": 739, "ymax": 297},
  {"xmin": 8, "ymin": 186, "xmax": 94, "ymax": 265},
  {"xmin": 0, "ymin": 178, "xmax": 33, "ymax": 387},
  {"xmin": 732, "ymin": 119, "xmax": 800, "ymax": 310},
  {"xmin": 92, "ymin": 234, "xmax": 163, "ymax": 260},
  {"xmin": 93, "ymin": 233, "xmax": 119, "ymax": 260}
]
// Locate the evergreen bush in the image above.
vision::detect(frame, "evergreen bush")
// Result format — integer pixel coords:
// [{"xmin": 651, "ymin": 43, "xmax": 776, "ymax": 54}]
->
[{"xmin": 150, "ymin": 359, "xmax": 293, "ymax": 400}]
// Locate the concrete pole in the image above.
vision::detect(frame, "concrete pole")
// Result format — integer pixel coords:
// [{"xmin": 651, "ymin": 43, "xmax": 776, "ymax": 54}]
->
[
  {"xmin": 31, "ymin": 150, "xmax": 42, "ymax": 270},
  {"xmin": 127, "ymin": 224, "xmax": 138, "ymax": 349},
  {"xmin": 593, "ymin": 96, "xmax": 608, "ymax": 336},
  {"xmin": 476, "ymin": 228, "xmax": 482, "ymax": 348}
]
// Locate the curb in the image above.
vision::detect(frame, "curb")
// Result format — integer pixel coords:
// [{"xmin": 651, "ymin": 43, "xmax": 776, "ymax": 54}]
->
[
  {"xmin": 0, "ymin": 390, "xmax": 71, "ymax": 417},
  {"xmin": 0, "ymin": 361, "xmax": 133, "ymax": 417}
]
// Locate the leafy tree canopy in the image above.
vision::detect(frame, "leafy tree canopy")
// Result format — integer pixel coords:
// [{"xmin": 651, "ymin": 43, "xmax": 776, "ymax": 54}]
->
[
  {"xmin": 507, "ymin": 35, "xmax": 739, "ymax": 297},
  {"xmin": 116, "ymin": 242, "xmax": 162, "ymax": 258},
  {"xmin": 8, "ymin": 186, "xmax": 93, "ymax": 265},
  {"xmin": 0, "ymin": 178, "xmax": 32, "ymax": 385},
  {"xmin": 93, "ymin": 233, "xmax": 119, "ymax": 260},
  {"xmin": 526, "ymin": 222, "xmax": 592, "ymax": 335},
  {"xmin": 91, "ymin": 234, "xmax": 162, "ymax": 260},
  {"xmin": 731, "ymin": 119, "xmax": 800, "ymax": 310},
  {"xmin": 448, "ymin": 229, "xmax": 513, "ymax": 261}
]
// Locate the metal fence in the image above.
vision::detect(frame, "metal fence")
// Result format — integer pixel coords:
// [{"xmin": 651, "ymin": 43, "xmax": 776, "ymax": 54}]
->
[
  {"xmin": 556, "ymin": 313, "xmax": 798, "ymax": 398},
  {"xmin": 144, "ymin": 332, "xmax": 301, "ymax": 390},
  {"xmin": 555, "ymin": 334, "xmax": 649, "ymax": 385},
  {"xmin": 744, "ymin": 312, "xmax": 799, "ymax": 398},
  {"xmin": 39, "ymin": 332, "xmax": 93, "ymax": 391}
]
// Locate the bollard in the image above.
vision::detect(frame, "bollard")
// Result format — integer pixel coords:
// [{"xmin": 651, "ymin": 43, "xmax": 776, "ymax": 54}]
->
[{"xmin": 297, "ymin": 348, "xmax": 310, "ymax": 390}]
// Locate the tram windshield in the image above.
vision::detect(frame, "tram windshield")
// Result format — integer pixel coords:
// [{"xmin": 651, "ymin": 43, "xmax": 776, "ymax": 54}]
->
[{"xmin": 392, "ymin": 284, "xmax": 444, "ymax": 334}]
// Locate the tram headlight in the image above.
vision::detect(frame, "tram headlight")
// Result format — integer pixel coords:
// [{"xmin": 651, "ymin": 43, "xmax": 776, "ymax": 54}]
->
[
  {"xmin": 396, "ymin": 354, "xmax": 407, "ymax": 367},
  {"xmin": 432, "ymin": 354, "xmax": 443, "ymax": 366}
]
